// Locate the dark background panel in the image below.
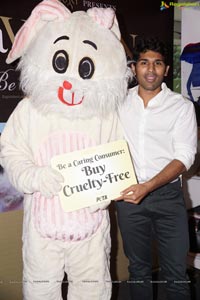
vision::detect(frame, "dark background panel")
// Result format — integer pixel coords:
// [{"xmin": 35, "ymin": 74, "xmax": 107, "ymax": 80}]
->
[
  {"xmin": 116, "ymin": 0, "xmax": 174, "ymax": 88},
  {"xmin": 0, "ymin": 0, "xmax": 174, "ymax": 122}
]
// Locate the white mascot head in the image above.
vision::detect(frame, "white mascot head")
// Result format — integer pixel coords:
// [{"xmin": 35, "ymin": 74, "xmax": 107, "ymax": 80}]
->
[{"xmin": 7, "ymin": 0, "xmax": 129, "ymax": 119}]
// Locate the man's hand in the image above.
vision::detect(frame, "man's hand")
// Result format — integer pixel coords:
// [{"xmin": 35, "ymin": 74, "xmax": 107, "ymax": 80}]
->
[
  {"xmin": 115, "ymin": 159, "xmax": 186, "ymax": 204},
  {"xmin": 115, "ymin": 183, "xmax": 150, "ymax": 204}
]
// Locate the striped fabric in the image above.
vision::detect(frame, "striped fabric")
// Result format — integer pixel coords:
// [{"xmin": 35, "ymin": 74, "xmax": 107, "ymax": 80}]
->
[{"xmin": 33, "ymin": 131, "xmax": 104, "ymax": 242}]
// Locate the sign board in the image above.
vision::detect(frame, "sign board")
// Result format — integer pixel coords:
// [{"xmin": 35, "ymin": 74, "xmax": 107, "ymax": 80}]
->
[{"xmin": 51, "ymin": 139, "xmax": 137, "ymax": 212}]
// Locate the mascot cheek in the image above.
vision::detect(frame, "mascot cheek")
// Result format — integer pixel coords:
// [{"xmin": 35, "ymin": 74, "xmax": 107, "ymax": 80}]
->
[{"xmin": 58, "ymin": 80, "xmax": 84, "ymax": 106}]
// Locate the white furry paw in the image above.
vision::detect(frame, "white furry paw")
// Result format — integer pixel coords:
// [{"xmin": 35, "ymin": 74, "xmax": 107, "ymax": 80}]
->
[
  {"xmin": 88, "ymin": 200, "xmax": 111, "ymax": 213},
  {"xmin": 33, "ymin": 166, "xmax": 64, "ymax": 198}
]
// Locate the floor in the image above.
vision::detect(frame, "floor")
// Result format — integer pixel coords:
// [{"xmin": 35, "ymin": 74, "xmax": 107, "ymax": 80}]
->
[{"xmin": 113, "ymin": 267, "xmax": 200, "ymax": 300}]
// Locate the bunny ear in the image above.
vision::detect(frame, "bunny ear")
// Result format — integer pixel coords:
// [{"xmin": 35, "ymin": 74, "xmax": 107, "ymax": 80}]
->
[
  {"xmin": 6, "ymin": 0, "xmax": 71, "ymax": 64},
  {"xmin": 87, "ymin": 7, "xmax": 121, "ymax": 39}
]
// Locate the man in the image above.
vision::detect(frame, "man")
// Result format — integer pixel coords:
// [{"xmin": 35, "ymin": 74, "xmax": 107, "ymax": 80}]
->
[{"xmin": 115, "ymin": 37, "xmax": 197, "ymax": 300}]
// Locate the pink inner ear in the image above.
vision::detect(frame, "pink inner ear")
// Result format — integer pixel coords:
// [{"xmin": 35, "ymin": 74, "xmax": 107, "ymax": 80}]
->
[
  {"xmin": 6, "ymin": 21, "xmax": 33, "ymax": 63},
  {"xmin": 87, "ymin": 7, "xmax": 115, "ymax": 29},
  {"xmin": 6, "ymin": 0, "xmax": 71, "ymax": 63}
]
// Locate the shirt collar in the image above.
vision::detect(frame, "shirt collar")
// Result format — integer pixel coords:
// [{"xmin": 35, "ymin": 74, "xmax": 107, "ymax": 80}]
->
[{"xmin": 134, "ymin": 82, "xmax": 169, "ymax": 108}]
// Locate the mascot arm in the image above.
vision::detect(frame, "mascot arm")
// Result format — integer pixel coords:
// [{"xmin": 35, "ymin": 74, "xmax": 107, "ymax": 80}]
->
[
  {"xmin": 88, "ymin": 200, "xmax": 111, "ymax": 213},
  {"xmin": 0, "ymin": 100, "xmax": 64, "ymax": 198}
]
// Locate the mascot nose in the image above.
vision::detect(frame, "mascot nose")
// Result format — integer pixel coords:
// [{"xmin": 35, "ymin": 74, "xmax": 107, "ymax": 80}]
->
[
  {"xmin": 58, "ymin": 79, "xmax": 84, "ymax": 106},
  {"xmin": 63, "ymin": 81, "xmax": 72, "ymax": 90}
]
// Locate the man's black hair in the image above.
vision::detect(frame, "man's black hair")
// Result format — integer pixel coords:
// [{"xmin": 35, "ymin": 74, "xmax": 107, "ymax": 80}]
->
[{"xmin": 133, "ymin": 36, "xmax": 170, "ymax": 65}]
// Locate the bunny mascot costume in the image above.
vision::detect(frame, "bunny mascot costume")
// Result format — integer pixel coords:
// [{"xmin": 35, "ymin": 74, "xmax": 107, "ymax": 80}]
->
[{"xmin": 0, "ymin": 0, "xmax": 128, "ymax": 299}]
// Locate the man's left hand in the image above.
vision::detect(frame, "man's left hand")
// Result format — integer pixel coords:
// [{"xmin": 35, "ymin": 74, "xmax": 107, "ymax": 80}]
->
[{"xmin": 115, "ymin": 183, "xmax": 150, "ymax": 204}]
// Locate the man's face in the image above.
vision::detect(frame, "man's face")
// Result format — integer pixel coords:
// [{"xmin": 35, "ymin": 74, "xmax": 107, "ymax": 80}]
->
[{"xmin": 132, "ymin": 50, "xmax": 169, "ymax": 94}]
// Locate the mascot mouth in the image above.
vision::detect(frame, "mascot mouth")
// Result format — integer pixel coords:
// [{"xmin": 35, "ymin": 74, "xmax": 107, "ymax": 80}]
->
[{"xmin": 58, "ymin": 81, "xmax": 84, "ymax": 106}]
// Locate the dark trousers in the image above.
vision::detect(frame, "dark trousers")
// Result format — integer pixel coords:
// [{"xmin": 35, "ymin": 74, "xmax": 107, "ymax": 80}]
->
[{"xmin": 115, "ymin": 180, "xmax": 191, "ymax": 300}]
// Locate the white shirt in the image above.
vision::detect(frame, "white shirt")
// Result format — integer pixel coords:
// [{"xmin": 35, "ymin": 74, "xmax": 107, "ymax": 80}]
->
[{"xmin": 119, "ymin": 83, "xmax": 197, "ymax": 183}]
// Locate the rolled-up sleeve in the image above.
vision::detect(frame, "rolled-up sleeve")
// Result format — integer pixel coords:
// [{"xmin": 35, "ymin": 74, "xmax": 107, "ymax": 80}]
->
[{"xmin": 173, "ymin": 100, "xmax": 197, "ymax": 170}]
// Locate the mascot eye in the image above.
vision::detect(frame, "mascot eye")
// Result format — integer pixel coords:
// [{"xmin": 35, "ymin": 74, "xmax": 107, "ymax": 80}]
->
[
  {"xmin": 52, "ymin": 50, "xmax": 69, "ymax": 74},
  {"xmin": 79, "ymin": 57, "xmax": 94, "ymax": 79}
]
